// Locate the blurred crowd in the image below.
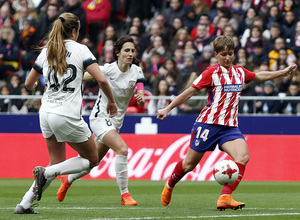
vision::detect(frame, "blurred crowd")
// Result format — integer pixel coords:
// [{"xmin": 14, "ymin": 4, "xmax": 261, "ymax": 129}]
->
[{"xmin": 0, "ymin": 0, "xmax": 299, "ymax": 115}]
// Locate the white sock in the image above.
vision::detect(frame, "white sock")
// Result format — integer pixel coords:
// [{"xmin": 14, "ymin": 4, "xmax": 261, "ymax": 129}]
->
[
  {"xmin": 115, "ymin": 155, "xmax": 129, "ymax": 195},
  {"xmin": 19, "ymin": 176, "xmax": 55, "ymax": 209},
  {"xmin": 44, "ymin": 157, "xmax": 90, "ymax": 179},
  {"xmin": 68, "ymin": 170, "xmax": 90, "ymax": 184}
]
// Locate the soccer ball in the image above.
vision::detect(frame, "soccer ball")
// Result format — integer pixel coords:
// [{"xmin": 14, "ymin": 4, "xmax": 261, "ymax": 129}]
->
[{"xmin": 213, "ymin": 160, "xmax": 239, "ymax": 185}]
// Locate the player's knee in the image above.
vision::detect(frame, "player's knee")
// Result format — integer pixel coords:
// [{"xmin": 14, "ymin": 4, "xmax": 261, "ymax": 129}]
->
[
  {"xmin": 182, "ymin": 161, "xmax": 197, "ymax": 172},
  {"xmin": 115, "ymin": 145, "xmax": 128, "ymax": 156},
  {"xmin": 89, "ymin": 155, "xmax": 99, "ymax": 168},
  {"xmin": 237, "ymin": 154, "xmax": 249, "ymax": 165}
]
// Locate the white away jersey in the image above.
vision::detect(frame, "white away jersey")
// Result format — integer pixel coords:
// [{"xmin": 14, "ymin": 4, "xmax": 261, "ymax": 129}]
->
[
  {"xmin": 34, "ymin": 40, "xmax": 97, "ymax": 119},
  {"xmin": 192, "ymin": 64, "xmax": 256, "ymax": 127},
  {"xmin": 90, "ymin": 62, "xmax": 144, "ymax": 130}
]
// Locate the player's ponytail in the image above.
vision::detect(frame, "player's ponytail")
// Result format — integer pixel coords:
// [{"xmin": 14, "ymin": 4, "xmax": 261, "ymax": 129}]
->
[{"xmin": 45, "ymin": 13, "xmax": 80, "ymax": 76}]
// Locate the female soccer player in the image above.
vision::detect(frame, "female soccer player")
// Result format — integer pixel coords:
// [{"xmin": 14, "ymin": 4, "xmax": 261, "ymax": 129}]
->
[
  {"xmin": 57, "ymin": 36, "xmax": 145, "ymax": 206},
  {"xmin": 14, "ymin": 13, "xmax": 117, "ymax": 214},
  {"xmin": 157, "ymin": 35, "xmax": 297, "ymax": 211}
]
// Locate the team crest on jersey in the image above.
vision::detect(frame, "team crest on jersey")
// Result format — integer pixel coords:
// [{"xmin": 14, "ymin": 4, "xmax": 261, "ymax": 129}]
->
[
  {"xmin": 128, "ymin": 80, "xmax": 136, "ymax": 89},
  {"xmin": 223, "ymin": 84, "xmax": 243, "ymax": 93},
  {"xmin": 195, "ymin": 140, "xmax": 200, "ymax": 146}
]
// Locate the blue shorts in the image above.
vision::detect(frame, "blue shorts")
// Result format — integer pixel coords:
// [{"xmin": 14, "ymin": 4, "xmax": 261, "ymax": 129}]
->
[{"xmin": 189, "ymin": 122, "xmax": 245, "ymax": 153}]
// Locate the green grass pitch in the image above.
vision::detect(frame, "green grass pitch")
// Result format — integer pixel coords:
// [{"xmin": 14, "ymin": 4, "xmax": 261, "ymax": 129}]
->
[{"xmin": 0, "ymin": 179, "xmax": 299, "ymax": 219}]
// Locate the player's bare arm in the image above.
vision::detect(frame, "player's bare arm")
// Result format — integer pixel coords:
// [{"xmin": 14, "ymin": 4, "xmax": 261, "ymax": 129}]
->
[
  {"xmin": 253, "ymin": 64, "xmax": 297, "ymax": 82},
  {"xmin": 25, "ymin": 69, "xmax": 40, "ymax": 91},
  {"xmin": 86, "ymin": 63, "xmax": 117, "ymax": 117},
  {"xmin": 157, "ymin": 86, "xmax": 199, "ymax": 120},
  {"xmin": 134, "ymin": 89, "xmax": 145, "ymax": 106}
]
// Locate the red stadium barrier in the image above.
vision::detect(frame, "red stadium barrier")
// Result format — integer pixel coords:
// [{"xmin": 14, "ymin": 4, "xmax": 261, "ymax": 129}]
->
[{"xmin": 1, "ymin": 133, "xmax": 299, "ymax": 181}]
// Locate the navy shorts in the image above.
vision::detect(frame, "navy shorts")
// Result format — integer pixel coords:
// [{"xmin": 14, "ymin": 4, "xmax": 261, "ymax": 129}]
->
[{"xmin": 189, "ymin": 122, "xmax": 245, "ymax": 153}]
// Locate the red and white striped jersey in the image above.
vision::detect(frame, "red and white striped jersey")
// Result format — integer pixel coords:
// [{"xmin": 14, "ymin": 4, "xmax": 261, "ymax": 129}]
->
[{"xmin": 192, "ymin": 64, "xmax": 256, "ymax": 127}]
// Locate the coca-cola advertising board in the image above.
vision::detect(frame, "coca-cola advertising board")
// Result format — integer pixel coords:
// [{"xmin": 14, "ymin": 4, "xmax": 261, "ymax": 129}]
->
[{"xmin": 1, "ymin": 133, "xmax": 299, "ymax": 181}]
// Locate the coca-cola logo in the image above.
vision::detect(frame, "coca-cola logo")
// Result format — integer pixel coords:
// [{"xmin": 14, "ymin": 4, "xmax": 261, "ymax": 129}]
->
[{"xmin": 89, "ymin": 135, "xmax": 230, "ymax": 181}]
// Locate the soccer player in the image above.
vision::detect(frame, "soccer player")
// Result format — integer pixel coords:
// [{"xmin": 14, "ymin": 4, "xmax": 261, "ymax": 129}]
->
[
  {"xmin": 14, "ymin": 13, "xmax": 117, "ymax": 214},
  {"xmin": 57, "ymin": 36, "xmax": 145, "ymax": 206},
  {"xmin": 157, "ymin": 35, "xmax": 297, "ymax": 210}
]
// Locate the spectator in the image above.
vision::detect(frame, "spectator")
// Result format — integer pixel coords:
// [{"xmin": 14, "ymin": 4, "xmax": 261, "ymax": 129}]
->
[
  {"xmin": 18, "ymin": 19, "xmax": 38, "ymax": 76},
  {"xmin": 0, "ymin": 2, "xmax": 14, "ymax": 29},
  {"xmin": 183, "ymin": 5, "xmax": 200, "ymax": 33},
  {"xmin": 262, "ymin": 22, "xmax": 281, "ymax": 52},
  {"xmin": 209, "ymin": 0, "xmax": 226, "ymax": 22},
  {"xmin": 126, "ymin": 17, "xmax": 145, "ymax": 37},
  {"xmin": 196, "ymin": 44, "xmax": 214, "ymax": 73},
  {"xmin": 190, "ymin": 14, "xmax": 215, "ymax": 40},
  {"xmin": 142, "ymin": 35, "xmax": 172, "ymax": 67},
  {"xmin": 230, "ymin": 0, "xmax": 245, "ymax": 28},
  {"xmin": 268, "ymin": 37, "xmax": 297, "ymax": 69},
  {"xmin": 96, "ymin": 25, "xmax": 118, "ymax": 58},
  {"xmin": 0, "ymin": 27, "xmax": 19, "ymax": 78},
  {"xmin": 281, "ymin": 81, "xmax": 300, "ymax": 114},
  {"xmin": 98, "ymin": 39, "xmax": 115, "ymax": 65},
  {"xmin": 244, "ymin": 25, "xmax": 264, "ymax": 54},
  {"xmin": 281, "ymin": 0, "xmax": 299, "ymax": 18},
  {"xmin": 146, "ymin": 51, "xmax": 164, "ymax": 78},
  {"xmin": 264, "ymin": 5, "xmax": 283, "ymax": 30},
  {"xmin": 248, "ymin": 41, "xmax": 268, "ymax": 68},
  {"xmin": 11, "ymin": 84, "xmax": 39, "ymax": 114},
  {"xmin": 81, "ymin": 0, "xmax": 111, "ymax": 44},
  {"xmin": 233, "ymin": 47, "xmax": 253, "ymax": 70},
  {"xmin": 13, "ymin": 5, "xmax": 37, "ymax": 32},
  {"xmin": 162, "ymin": 0, "xmax": 185, "ymax": 27},
  {"xmin": 281, "ymin": 11, "xmax": 297, "ymax": 42},
  {"xmin": 60, "ymin": 0, "xmax": 87, "ymax": 40},
  {"xmin": 169, "ymin": 27, "xmax": 190, "ymax": 52},
  {"xmin": 0, "ymin": 84, "xmax": 10, "ymax": 112},
  {"xmin": 223, "ymin": 24, "xmax": 235, "ymax": 37},
  {"xmin": 178, "ymin": 53, "xmax": 198, "ymax": 90},
  {"xmin": 270, "ymin": 48, "xmax": 289, "ymax": 71},
  {"xmin": 212, "ymin": 15, "xmax": 230, "ymax": 38},
  {"xmin": 255, "ymin": 80, "xmax": 282, "ymax": 113},
  {"xmin": 193, "ymin": 23, "xmax": 211, "ymax": 55},
  {"xmin": 187, "ymin": 0, "xmax": 210, "ymax": 16},
  {"xmin": 147, "ymin": 79, "xmax": 173, "ymax": 115},
  {"xmin": 34, "ymin": 3, "xmax": 59, "ymax": 47},
  {"xmin": 173, "ymin": 45, "xmax": 185, "ymax": 70},
  {"xmin": 169, "ymin": 17, "xmax": 184, "ymax": 39},
  {"xmin": 236, "ymin": 7, "xmax": 256, "ymax": 37},
  {"xmin": 184, "ymin": 39, "xmax": 198, "ymax": 57},
  {"xmin": 139, "ymin": 22, "xmax": 162, "ymax": 56},
  {"xmin": 12, "ymin": 0, "xmax": 35, "ymax": 13},
  {"xmin": 153, "ymin": 14, "xmax": 172, "ymax": 43},
  {"xmin": 290, "ymin": 20, "xmax": 300, "ymax": 55}
]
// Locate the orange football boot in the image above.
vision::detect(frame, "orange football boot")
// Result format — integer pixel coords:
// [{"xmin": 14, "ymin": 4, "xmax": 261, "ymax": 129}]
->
[
  {"xmin": 121, "ymin": 193, "xmax": 137, "ymax": 206},
  {"xmin": 217, "ymin": 194, "xmax": 245, "ymax": 211},
  {"xmin": 57, "ymin": 175, "xmax": 71, "ymax": 202},
  {"xmin": 161, "ymin": 179, "xmax": 173, "ymax": 206}
]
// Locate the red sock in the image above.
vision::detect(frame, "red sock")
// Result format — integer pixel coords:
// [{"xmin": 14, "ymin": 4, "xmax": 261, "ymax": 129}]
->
[
  {"xmin": 168, "ymin": 160, "xmax": 187, "ymax": 188},
  {"xmin": 221, "ymin": 162, "xmax": 245, "ymax": 195}
]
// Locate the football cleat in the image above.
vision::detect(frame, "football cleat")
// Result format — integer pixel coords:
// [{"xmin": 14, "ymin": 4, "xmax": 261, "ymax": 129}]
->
[
  {"xmin": 161, "ymin": 179, "xmax": 173, "ymax": 206},
  {"xmin": 57, "ymin": 175, "xmax": 71, "ymax": 202},
  {"xmin": 14, "ymin": 204, "xmax": 39, "ymax": 214},
  {"xmin": 121, "ymin": 193, "xmax": 137, "ymax": 206},
  {"xmin": 217, "ymin": 194, "xmax": 245, "ymax": 211},
  {"xmin": 33, "ymin": 166, "xmax": 47, "ymax": 201}
]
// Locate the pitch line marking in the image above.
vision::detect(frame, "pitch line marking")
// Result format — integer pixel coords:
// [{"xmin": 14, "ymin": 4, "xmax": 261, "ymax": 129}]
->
[{"xmin": 91, "ymin": 213, "xmax": 300, "ymax": 220}]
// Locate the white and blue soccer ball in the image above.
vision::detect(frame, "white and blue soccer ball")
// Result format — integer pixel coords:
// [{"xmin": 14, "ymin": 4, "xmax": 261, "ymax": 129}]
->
[{"xmin": 213, "ymin": 160, "xmax": 239, "ymax": 185}]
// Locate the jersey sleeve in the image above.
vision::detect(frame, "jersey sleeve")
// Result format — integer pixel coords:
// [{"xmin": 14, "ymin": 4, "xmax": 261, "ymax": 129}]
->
[
  {"xmin": 32, "ymin": 49, "xmax": 46, "ymax": 74},
  {"xmin": 241, "ymin": 66, "xmax": 256, "ymax": 83},
  {"xmin": 136, "ymin": 66, "xmax": 145, "ymax": 83},
  {"xmin": 191, "ymin": 68, "xmax": 213, "ymax": 90},
  {"xmin": 82, "ymin": 45, "xmax": 98, "ymax": 69}
]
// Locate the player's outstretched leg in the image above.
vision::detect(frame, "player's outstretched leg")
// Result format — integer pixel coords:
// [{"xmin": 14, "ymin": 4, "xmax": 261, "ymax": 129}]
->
[
  {"xmin": 216, "ymin": 194, "xmax": 245, "ymax": 211},
  {"xmin": 161, "ymin": 179, "xmax": 173, "ymax": 206}
]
